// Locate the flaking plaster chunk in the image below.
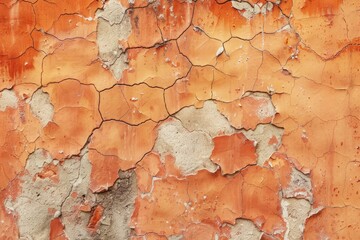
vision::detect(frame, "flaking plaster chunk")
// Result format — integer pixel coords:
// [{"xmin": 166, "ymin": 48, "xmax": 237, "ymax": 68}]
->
[
  {"xmin": 29, "ymin": 89, "xmax": 54, "ymax": 126},
  {"xmin": 0, "ymin": 89, "xmax": 18, "ymax": 111},
  {"xmin": 175, "ymin": 101, "xmax": 234, "ymax": 137},
  {"xmin": 242, "ymin": 124, "xmax": 283, "ymax": 166},
  {"xmin": 154, "ymin": 118, "xmax": 217, "ymax": 175},
  {"xmin": 232, "ymin": 1, "xmax": 274, "ymax": 19},
  {"xmin": 96, "ymin": 0, "xmax": 131, "ymax": 78},
  {"xmin": 97, "ymin": 17, "xmax": 131, "ymax": 66},
  {"xmin": 96, "ymin": 0, "xmax": 126, "ymax": 25},
  {"xmin": 229, "ymin": 219, "xmax": 262, "ymax": 240},
  {"xmin": 12, "ymin": 150, "xmax": 82, "ymax": 239},
  {"xmin": 61, "ymin": 148, "xmax": 94, "ymax": 240},
  {"xmin": 168, "ymin": 235, "xmax": 183, "ymax": 240},
  {"xmin": 248, "ymin": 92, "xmax": 276, "ymax": 121},
  {"xmin": 283, "ymin": 168, "xmax": 313, "ymax": 202},
  {"xmin": 281, "ymin": 198, "xmax": 311, "ymax": 240}
]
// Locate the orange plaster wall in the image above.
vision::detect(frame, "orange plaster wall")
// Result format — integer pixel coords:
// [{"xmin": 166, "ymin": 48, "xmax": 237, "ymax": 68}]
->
[{"xmin": 0, "ymin": 0, "xmax": 359, "ymax": 239}]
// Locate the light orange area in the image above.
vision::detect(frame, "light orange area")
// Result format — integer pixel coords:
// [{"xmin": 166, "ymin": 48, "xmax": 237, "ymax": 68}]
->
[
  {"xmin": 122, "ymin": 41, "xmax": 191, "ymax": 88},
  {"xmin": 89, "ymin": 121, "xmax": 158, "ymax": 192},
  {"xmin": 100, "ymin": 84, "xmax": 168, "ymax": 124},
  {"xmin": 37, "ymin": 80, "xmax": 101, "ymax": 159},
  {"xmin": 216, "ymin": 93, "xmax": 276, "ymax": 130},
  {"xmin": 304, "ymin": 207, "xmax": 360, "ymax": 238}
]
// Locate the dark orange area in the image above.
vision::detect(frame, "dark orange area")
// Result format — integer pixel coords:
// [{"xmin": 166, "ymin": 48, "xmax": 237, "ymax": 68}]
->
[
  {"xmin": 0, "ymin": 48, "xmax": 43, "ymax": 90},
  {"xmin": 87, "ymin": 205, "xmax": 104, "ymax": 230},
  {"xmin": 301, "ymin": 0, "xmax": 343, "ymax": 15},
  {"xmin": 0, "ymin": 1, "xmax": 35, "ymax": 58},
  {"xmin": 33, "ymin": 0, "xmax": 101, "ymax": 31},
  {"xmin": 50, "ymin": 218, "xmax": 68, "ymax": 240},
  {"xmin": 36, "ymin": 163, "xmax": 59, "ymax": 183}
]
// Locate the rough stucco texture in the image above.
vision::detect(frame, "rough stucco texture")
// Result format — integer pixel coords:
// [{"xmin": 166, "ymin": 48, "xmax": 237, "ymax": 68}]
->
[{"xmin": 0, "ymin": 0, "xmax": 360, "ymax": 239}]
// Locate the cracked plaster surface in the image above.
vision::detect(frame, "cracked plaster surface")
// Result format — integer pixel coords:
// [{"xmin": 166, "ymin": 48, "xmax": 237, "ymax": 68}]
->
[{"xmin": 0, "ymin": 0, "xmax": 359, "ymax": 239}]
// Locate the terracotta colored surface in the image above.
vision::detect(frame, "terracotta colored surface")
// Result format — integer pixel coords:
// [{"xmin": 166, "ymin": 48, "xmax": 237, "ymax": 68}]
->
[
  {"xmin": 89, "ymin": 120, "xmax": 158, "ymax": 192},
  {"xmin": 210, "ymin": 133, "xmax": 257, "ymax": 174},
  {"xmin": 87, "ymin": 205, "xmax": 104, "ymax": 230},
  {"xmin": 0, "ymin": 0, "xmax": 359, "ymax": 239},
  {"xmin": 50, "ymin": 218, "xmax": 68, "ymax": 240}
]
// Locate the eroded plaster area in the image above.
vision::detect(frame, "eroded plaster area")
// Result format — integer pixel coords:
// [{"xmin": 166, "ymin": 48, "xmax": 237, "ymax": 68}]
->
[
  {"xmin": 0, "ymin": 0, "xmax": 359, "ymax": 239},
  {"xmin": 154, "ymin": 118, "xmax": 217, "ymax": 175},
  {"xmin": 96, "ymin": 0, "xmax": 131, "ymax": 78},
  {"xmin": 29, "ymin": 89, "xmax": 54, "ymax": 126},
  {"xmin": 0, "ymin": 89, "xmax": 18, "ymax": 111}
]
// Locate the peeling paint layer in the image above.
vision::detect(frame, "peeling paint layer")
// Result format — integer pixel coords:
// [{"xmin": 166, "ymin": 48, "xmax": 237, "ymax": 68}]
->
[{"xmin": 0, "ymin": 0, "xmax": 359, "ymax": 239}]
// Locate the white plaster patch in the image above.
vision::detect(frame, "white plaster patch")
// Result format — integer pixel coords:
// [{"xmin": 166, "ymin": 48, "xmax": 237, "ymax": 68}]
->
[
  {"xmin": 30, "ymin": 89, "xmax": 54, "ymax": 126},
  {"xmin": 283, "ymin": 168, "xmax": 313, "ymax": 202},
  {"xmin": 175, "ymin": 101, "xmax": 235, "ymax": 137},
  {"xmin": 232, "ymin": 1, "xmax": 274, "ymax": 19},
  {"xmin": 12, "ymin": 150, "xmax": 83, "ymax": 239},
  {"xmin": 154, "ymin": 118, "xmax": 217, "ymax": 175},
  {"xmin": 0, "ymin": 89, "xmax": 18, "ymax": 111},
  {"xmin": 96, "ymin": 0, "xmax": 131, "ymax": 78},
  {"xmin": 229, "ymin": 219, "xmax": 262, "ymax": 240},
  {"xmin": 281, "ymin": 198, "xmax": 311, "ymax": 240}
]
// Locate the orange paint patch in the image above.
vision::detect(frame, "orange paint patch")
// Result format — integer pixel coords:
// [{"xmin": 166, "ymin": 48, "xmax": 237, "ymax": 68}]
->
[
  {"xmin": 154, "ymin": 0, "xmax": 194, "ymax": 40},
  {"xmin": 210, "ymin": 133, "xmax": 257, "ymax": 174},
  {"xmin": 241, "ymin": 166, "xmax": 285, "ymax": 236},
  {"xmin": 132, "ymin": 166, "xmax": 284, "ymax": 237},
  {"xmin": 122, "ymin": 41, "xmax": 191, "ymax": 88},
  {"xmin": 100, "ymin": 84, "xmax": 168, "ymax": 124},
  {"xmin": 304, "ymin": 207, "xmax": 360, "ymax": 239},
  {"xmin": 47, "ymin": 14, "xmax": 97, "ymax": 40},
  {"xmin": 165, "ymin": 66, "xmax": 213, "ymax": 114},
  {"xmin": 33, "ymin": 0, "xmax": 101, "ymax": 31},
  {"xmin": 135, "ymin": 152, "xmax": 163, "ymax": 193},
  {"xmin": 87, "ymin": 205, "xmax": 104, "ymax": 230},
  {"xmin": 0, "ymin": 177, "xmax": 21, "ymax": 239},
  {"xmin": 0, "ymin": 1, "xmax": 35, "ymax": 58},
  {"xmin": 42, "ymin": 39, "xmax": 117, "ymax": 90},
  {"xmin": 177, "ymin": 27, "xmax": 222, "ymax": 66},
  {"xmin": 89, "ymin": 121, "xmax": 158, "ymax": 192},
  {"xmin": 36, "ymin": 163, "xmax": 59, "ymax": 183},
  {"xmin": 50, "ymin": 218, "xmax": 68, "ymax": 240},
  {"xmin": 37, "ymin": 80, "xmax": 101, "ymax": 159},
  {"xmin": 0, "ymin": 89, "xmax": 41, "ymax": 190},
  {"xmin": 123, "ymin": 7, "xmax": 162, "ymax": 48}
]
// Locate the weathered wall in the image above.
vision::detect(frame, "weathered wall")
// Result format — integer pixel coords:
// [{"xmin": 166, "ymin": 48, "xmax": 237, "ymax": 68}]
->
[{"xmin": 0, "ymin": 0, "xmax": 360, "ymax": 239}]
